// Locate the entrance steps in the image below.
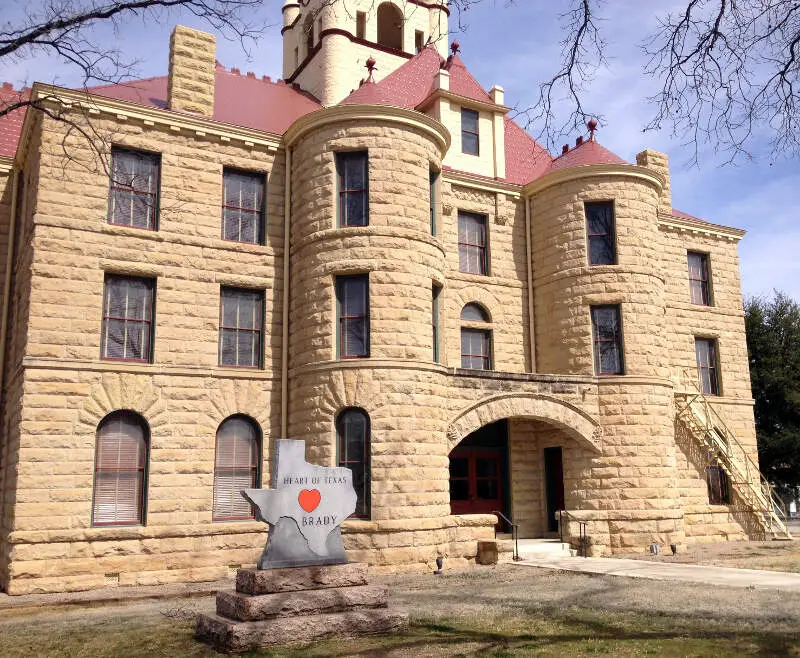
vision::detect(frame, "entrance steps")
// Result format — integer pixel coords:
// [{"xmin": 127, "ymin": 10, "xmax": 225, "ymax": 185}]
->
[{"xmin": 497, "ymin": 536, "xmax": 576, "ymax": 560}]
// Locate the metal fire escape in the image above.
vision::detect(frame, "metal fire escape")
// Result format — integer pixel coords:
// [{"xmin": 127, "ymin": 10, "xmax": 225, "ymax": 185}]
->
[{"xmin": 674, "ymin": 370, "xmax": 791, "ymax": 540}]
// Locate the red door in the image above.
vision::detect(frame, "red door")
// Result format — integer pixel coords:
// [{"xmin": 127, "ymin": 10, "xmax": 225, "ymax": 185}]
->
[{"xmin": 449, "ymin": 449, "xmax": 503, "ymax": 516}]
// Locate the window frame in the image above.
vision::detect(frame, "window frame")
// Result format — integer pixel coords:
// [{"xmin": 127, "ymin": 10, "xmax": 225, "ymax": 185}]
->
[
  {"xmin": 585, "ymin": 201, "xmax": 617, "ymax": 266},
  {"xmin": 218, "ymin": 287, "xmax": 265, "ymax": 369},
  {"xmin": 336, "ymin": 274, "xmax": 370, "ymax": 360},
  {"xmin": 688, "ymin": 251, "xmax": 713, "ymax": 306},
  {"xmin": 460, "ymin": 327, "xmax": 492, "ymax": 370},
  {"xmin": 107, "ymin": 146, "xmax": 161, "ymax": 231},
  {"xmin": 336, "ymin": 151, "xmax": 369, "ymax": 228},
  {"xmin": 706, "ymin": 461, "xmax": 730, "ymax": 505},
  {"xmin": 458, "ymin": 211, "xmax": 488, "ymax": 276},
  {"xmin": 336, "ymin": 408, "xmax": 371, "ymax": 520},
  {"xmin": 212, "ymin": 415, "xmax": 262, "ymax": 522},
  {"xmin": 221, "ymin": 167, "xmax": 266, "ymax": 246},
  {"xmin": 101, "ymin": 274, "xmax": 156, "ymax": 364},
  {"xmin": 415, "ymin": 30, "xmax": 425, "ymax": 53},
  {"xmin": 91, "ymin": 411, "xmax": 149, "ymax": 528},
  {"xmin": 591, "ymin": 305, "xmax": 625, "ymax": 376},
  {"xmin": 432, "ymin": 284, "xmax": 442, "ymax": 363},
  {"xmin": 461, "ymin": 108, "xmax": 480, "ymax": 156},
  {"xmin": 695, "ymin": 337, "xmax": 721, "ymax": 396}
]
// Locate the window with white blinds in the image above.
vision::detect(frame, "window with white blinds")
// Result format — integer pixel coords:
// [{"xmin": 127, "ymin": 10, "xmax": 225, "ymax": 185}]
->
[
  {"xmin": 92, "ymin": 411, "xmax": 148, "ymax": 526},
  {"xmin": 213, "ymin": 416, "xmax": 260, "ymax": 521},
  {"xmin": 219, "ymin": 287, "xmax": 264, "ymax": 368},
  {"xmin": 101, "ymin": 275, "xmax": 155, "ymax": 362},
  {"xmin": 222, "ymin": 169, "xmax": 265, "ymax": 244},
  {"xmin": 108, "ymin": 147, "xmax": 160, "ymax": 230}
]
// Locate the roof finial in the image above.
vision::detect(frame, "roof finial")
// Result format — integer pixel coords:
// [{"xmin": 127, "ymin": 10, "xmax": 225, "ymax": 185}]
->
[
  {"xmin": 451, "ymin": 41, "xmax": 461, "ymax": 56},
  {"xmin": 365, "ymin": 56, "xmax": 377, "ymax": 82},
  {"xmin": 587, "ymin": 118, "xmax": 598, "ymax": 141}
]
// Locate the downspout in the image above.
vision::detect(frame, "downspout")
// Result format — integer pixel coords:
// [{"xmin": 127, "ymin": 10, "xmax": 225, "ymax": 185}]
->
[
  {"xmin": 0, "ymin": 167, "xmax": 20, "ymax": 399},
  {"xmin": 524, "ymin": 195, "xmax": 536, "ymax": 373},
  {"xmin": 280, "ymin": 147, "xmax": 292, "ymax": 439}
]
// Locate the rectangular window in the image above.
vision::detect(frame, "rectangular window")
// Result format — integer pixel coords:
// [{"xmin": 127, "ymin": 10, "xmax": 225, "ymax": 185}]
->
[
  {"xmin": 706, "ymin": 463, "xmax": 730, "ymax": 504},
  {"xmin": 219, "ymin": 287, "xmax": 264, "ymax": 368},
  {"xmin": 336, "ymin": 151, "xmax": 369, "ymax": 227},
  {"xmin": 108, "ymin": 147, "xmax": 160, "ymax": 230},
  {"xmin": 591, "ymin": 305, "xmax": 624, "ymax": 375},
  {"xmin": 461, "ymin": 108, "xmax": 480, "ymax": 155},
  {"xmin": 432, "ymin": 284, "xmax": 441, "ymax": 363},
  {"xmin": 336, "ymin": 275, "xmax": 369, "ymax": 359},
  {"xmin": 688, "ymin": 251, "xmax": 712, "ymax": 305},
  {"xmin": 461, "ymin": 328, "xmax": 491, "ymax": 370},
  {"xmin": 222, "ymin": 169, "xmax": 265, "ymax": 245},
  {"xmin": 585, "ymin": 201, "xmax": 617, "ymax": 265},
  {"xmin": 101, "ymin": 275, "xmax": 155, "ymax": 363},
  {"xmin": 356, "ymin": 11, "xmax": 367, "ymax": 39},
  {"xmin": 458, "ymin": 211, "xmax": 487, "ymax": 275},
  {"xmin": 415, "ymin": 30, "xmax": 425, "ymax": 53},
  {"xmin": 695, "ymin": 337, "xmax": 720, "ymax": 396},
  {"xmin": 429, "ymin": 169, "xmax": 438, "ymax": 236}
]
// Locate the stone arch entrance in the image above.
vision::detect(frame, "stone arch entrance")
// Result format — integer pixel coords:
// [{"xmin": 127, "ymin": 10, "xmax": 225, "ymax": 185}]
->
[{"xmin": 446, "ymin": 393, "xmax": 602, "ymax": 538}]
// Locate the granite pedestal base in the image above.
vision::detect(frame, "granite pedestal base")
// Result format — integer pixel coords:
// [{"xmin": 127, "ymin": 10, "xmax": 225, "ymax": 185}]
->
[{"xmin": 195, "ymin": 563, "xmax": 408, "ymax": 653}]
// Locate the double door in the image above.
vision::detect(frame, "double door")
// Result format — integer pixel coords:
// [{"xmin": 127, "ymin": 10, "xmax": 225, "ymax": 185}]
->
[{"xmin": 449, "ymin": 449, "xmax": 503, "ymax": 516}]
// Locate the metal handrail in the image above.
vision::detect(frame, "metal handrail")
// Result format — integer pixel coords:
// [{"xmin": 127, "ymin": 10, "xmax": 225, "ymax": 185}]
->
[
  {"xmin": 492, "ymin": 510, "xmax": 521, "ymax": 561},
  {"xmin": 558, "ymin": 509, "xmax": 589, "ymax": 557},
  {"xmin": 674, "ymin": 368, "xmax": 790, "ymax": 537}
]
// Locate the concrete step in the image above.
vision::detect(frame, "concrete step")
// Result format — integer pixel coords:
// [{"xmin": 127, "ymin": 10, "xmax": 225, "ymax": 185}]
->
[{"xmin": 516, "ymin": 539, "xmax": 577, "ymax": 559}]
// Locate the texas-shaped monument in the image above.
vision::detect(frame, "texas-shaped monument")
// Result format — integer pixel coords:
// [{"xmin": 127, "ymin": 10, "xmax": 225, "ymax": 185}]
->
[{"xmin": 242, "ymin": 439, "xmax": 358, "ymax": 569}]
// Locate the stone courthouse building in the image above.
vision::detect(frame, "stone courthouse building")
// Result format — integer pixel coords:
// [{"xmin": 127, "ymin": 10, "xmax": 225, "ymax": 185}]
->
[{"xmin": 0, "ymin": 0, "xmax": 789, "ymax": 594}]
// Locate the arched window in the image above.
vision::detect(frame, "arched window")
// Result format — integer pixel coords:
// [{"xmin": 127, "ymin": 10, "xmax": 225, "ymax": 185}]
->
[
  {"xmin": 303, "ymin": 14, "xmax": 315, "ymax": 57},
  {"xmin": 461, "ymin": 303, "xmax": 492, "ymax": 370},
  {"xmin": 336, "ymin": 408, "xmax": 370, "ymax": 519},
  {"xmin": 377, "ymin": 3, "xmax": 403, "ymax": 51},
  {"xmin": 213, "ymin": 415, "xmax": 261, "ymax": 521},
  {"xmin": 93, "ymin": 411, "xmax": 149, "ymax": 526}
]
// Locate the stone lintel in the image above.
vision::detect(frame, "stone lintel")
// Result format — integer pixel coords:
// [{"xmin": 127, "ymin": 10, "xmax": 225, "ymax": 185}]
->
[
  {"xmin": 236, "ymin": 563, "xmax": 368, "ymax": 595},
  {"xmin": 217, "ymin": 584, "xmax": 388, "ymax": 621},
  {"xmin": 196, "ymin": 609, "xmax": 409, "ymax": 652}
]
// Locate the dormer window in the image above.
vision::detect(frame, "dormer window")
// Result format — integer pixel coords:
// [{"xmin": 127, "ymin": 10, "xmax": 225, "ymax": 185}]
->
[
  {"xmin": 377, "ymin": 2, "xmax": 403, "ymax": 50},
  {"xmin": 461, "ymin": 108, "xmax": 479, "ymax": 155}
]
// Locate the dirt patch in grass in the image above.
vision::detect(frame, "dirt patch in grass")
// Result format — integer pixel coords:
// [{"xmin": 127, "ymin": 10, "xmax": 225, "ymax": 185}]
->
[
  {"xmin": 2, "ymin": 565, "xmax": 800, "ymax": 657},
  {"xmin": 617, "ymin": 539, "xmax": 800, "ymax": 572}
]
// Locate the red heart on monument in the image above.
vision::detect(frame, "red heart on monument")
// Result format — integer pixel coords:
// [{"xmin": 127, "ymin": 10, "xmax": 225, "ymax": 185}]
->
[{"xmin": 298, "ymin": 489, "xmax": 321, "ymax": 513}]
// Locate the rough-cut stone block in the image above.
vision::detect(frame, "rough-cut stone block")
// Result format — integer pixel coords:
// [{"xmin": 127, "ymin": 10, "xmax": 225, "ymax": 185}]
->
[
  {"xmin": 217, "ymin": 584, "xmax": 388, "ymax": 621},
  {"xmin": 236, "ymin": 563, "xmax": 367, "ymax": 595},
  {"xmin": 195, "ymin": 608, "xmax": 409, "ymax": 653}
]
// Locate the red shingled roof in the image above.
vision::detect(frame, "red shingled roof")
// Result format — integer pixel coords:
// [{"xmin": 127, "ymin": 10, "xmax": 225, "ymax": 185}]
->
[
  {"xmin": 89, "ymin": 69, "xmax": 320, "ymax": 135},
  {"xmin": 545, "ymin": 138, "xmax": 627, "ymax": 174},
  {"xmin": 0, "ymin": 84, "xmax": 29, "ymax": 159}
]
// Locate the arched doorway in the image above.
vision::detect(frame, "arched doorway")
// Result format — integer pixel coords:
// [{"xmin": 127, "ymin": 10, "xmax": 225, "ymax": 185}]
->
[{"xmin": 377, "ymin": 3, "xmax": 403, "ymax": 51}]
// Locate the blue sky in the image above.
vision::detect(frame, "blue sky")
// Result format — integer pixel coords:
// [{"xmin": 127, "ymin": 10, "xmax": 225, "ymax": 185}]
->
[{"xmin": 3, "ymin": 0, "xmax": 798, "ymax": 300}]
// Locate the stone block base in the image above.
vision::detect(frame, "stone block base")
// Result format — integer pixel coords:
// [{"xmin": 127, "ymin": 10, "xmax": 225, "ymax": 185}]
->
[{"xmin": 196, "ymin": 563, "xmax": 408, "ymax": 653}]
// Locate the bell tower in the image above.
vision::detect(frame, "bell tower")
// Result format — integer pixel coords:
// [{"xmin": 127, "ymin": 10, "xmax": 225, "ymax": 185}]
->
[{"xmin": 282, "ymin": 0, "xmax": 449, "ymax": 106}]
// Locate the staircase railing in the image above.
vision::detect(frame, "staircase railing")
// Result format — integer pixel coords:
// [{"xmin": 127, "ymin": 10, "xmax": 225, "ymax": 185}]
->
[
  {"xmin": 558, "ymin": 509, "xmax": 589, "ymax": 557},
  {"xmin": 493, "ymin": 510, "xmax": 521, "ymax": 561},
  {"xmin": 674, "ymin": 369, "xmax": 790, "ymax": 539}
]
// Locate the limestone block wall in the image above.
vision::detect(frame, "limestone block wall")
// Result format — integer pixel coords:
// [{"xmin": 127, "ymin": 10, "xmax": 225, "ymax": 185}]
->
[
  {"xmin": 531, "ymin": 174, "xmax": 668, "ymax": 379},
  {"xmin": 0, "ymin": 169, "xmax": 12, "ymax": 337},
  {"xmin": 0, "ymin": 110, "xmax": 288, "ymax": 594}
]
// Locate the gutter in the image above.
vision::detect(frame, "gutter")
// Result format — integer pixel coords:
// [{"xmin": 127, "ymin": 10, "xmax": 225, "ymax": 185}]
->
[{"xmin": 280, "ymin": 148, "xmax": 292, "ymax": 439}]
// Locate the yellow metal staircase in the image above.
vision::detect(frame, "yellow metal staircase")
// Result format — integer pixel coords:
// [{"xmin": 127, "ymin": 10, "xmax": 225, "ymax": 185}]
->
[{"xmin": 674, "ymin": 370, "xmax": 791, "ymax": 540}]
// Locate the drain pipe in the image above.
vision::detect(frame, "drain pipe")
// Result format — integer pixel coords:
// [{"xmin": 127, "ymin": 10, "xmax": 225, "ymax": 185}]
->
[
  {"xmin": 0, "ymin": 167, "xmax": 21, "ymax": 399},
  {"xmin": 524, "ymin": 195, "xmax": 536, "ymax": 372},
  {"xmin": 280, "ymin": 148, "xmax": 292, "ymax": 440}
]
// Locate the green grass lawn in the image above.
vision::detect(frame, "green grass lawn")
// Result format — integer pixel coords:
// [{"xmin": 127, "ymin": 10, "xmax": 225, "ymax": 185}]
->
[{"xmin": 2, "ymin": 606, "xmax": 799, "ymax": 657}]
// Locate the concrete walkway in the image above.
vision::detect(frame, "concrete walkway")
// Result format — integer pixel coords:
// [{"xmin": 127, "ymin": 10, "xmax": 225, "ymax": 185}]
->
[{"xmin": 514, "ymin": 555, "xmax": 800, "ymax": 592}]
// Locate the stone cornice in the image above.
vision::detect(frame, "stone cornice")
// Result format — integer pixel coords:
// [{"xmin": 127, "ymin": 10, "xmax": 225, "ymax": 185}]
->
[
  {"xmin": 658, "ymin": 211, "xmax": 745, "ymax": 241},
  {"xmin": 283, "ymin": 104, "xmax": 451, "ymax": 156},
  {"xmin": 443, "ymin": 169, "xmax": 521, "ymax": 197},
  {"xmin": 24, "ymin": 83, "xmax": 284, "ymax": 153},
  {"xmin": 417, "ymin": 89, "xmax": 510, "ymax": 116},
  {"xmin": 522, "ymin": 163, "xmax": 665, "ymax": 197}
]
